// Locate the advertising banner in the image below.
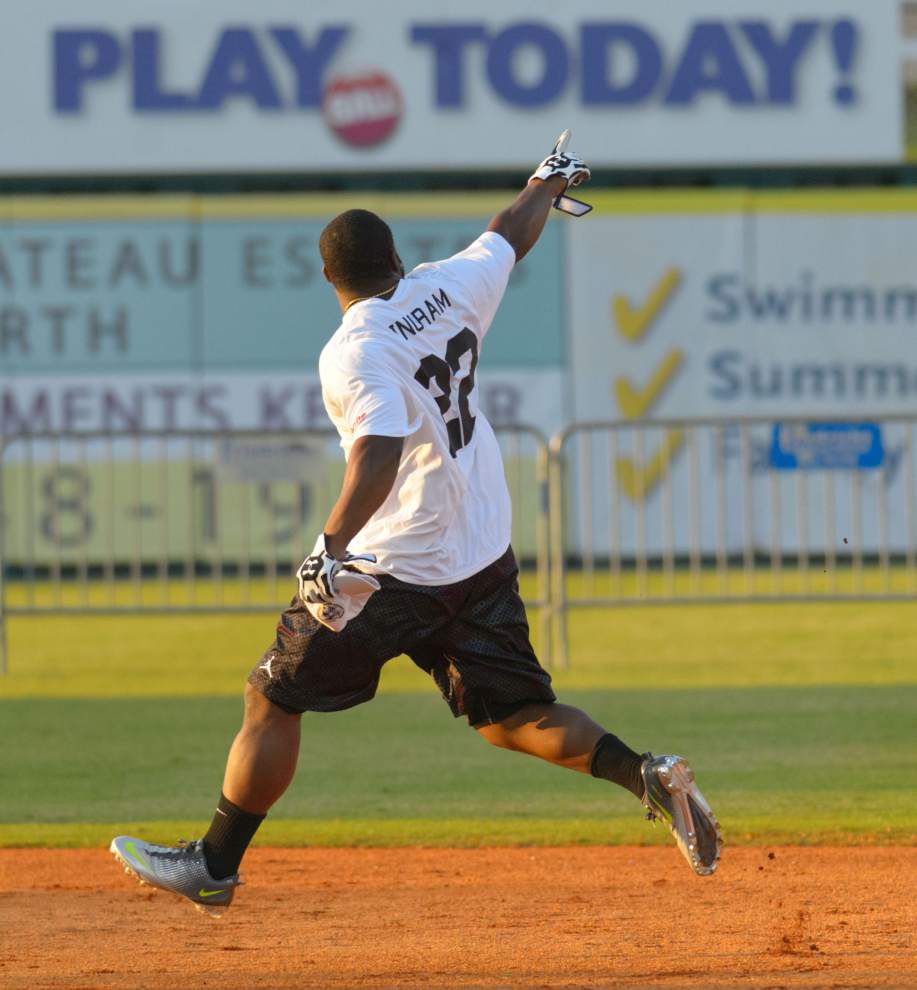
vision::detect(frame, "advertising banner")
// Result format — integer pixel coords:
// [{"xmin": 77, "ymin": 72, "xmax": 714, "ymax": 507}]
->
[
  {"xmin": 566, "ymin": 189, "xmax": 917, "ymax": 554},
  {"xmin": 3, "ymin": 189, "xmax": 916, "ymax": 558},
  {"xmin": 0, "ymin": 423, "xmax": 548, "ymax": 564},
  {"xmin": 0, "ymin": 0, "xmax": 902, "ymax": 174},
  {"xmin": 0, "ymin": 195, "xmax": 567, "ymax": 436},
  {"xmin": 0, "ymin": 194, "xmax": 561, "ymax": 564},
  {"xmin": 568, "ymin": 192, "xmax": 917, "ymax": 424}
]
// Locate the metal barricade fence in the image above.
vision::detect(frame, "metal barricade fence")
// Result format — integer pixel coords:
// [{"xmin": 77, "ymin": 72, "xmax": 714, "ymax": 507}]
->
[
  {"xmin": 4, "ymin": 418, "xmax": 915, "ymax": 675},
  {"xmin": 0, "ymin": 426, "xmax": 551, "ymax": 674},
  {"xmin": 548, "ymin": 416, "xmax": 917, "ymax": 668}
]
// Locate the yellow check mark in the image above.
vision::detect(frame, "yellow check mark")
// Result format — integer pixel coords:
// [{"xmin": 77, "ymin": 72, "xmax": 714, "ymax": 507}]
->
[
  {"xmin": 616, "ymin": 429, "xmax": 685, "ymax": 502},
  {"xmin": 614, "ymin": 348, "xmax": 684, "ymax": 419},
  {"xmin": 612, "ymin": 267, "xmax": 681, "ymax": 342}
]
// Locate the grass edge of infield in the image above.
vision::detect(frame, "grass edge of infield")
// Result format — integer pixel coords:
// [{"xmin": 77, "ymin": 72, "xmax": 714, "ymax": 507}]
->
[{"xmin": 1, "ymin": 818, "xmax": 914, "ymax": 849}]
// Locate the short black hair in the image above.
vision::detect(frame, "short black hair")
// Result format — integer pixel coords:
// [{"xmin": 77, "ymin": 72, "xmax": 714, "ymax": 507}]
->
[{"xmin": 319, "ymin": 209, "xmax": 397, "ymax": 289}]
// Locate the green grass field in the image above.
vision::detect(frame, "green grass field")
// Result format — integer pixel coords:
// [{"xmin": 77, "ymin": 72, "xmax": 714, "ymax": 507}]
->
[{"xmin": 1, "ymin": 578, "xmax": 915, "ymax": 849}]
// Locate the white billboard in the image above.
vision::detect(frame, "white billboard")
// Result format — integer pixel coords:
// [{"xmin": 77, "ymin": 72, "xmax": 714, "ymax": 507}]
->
[
  {"xmin": 568, "ymin": 197, "xmax": 917, "ymax": 423},
  {"xmin": 0, "ymin": 0, "xmax": 902, "ymax": 174},
  {"xmin": 565, "ymin": 192, "xmax": 917, "ymax": 554}
]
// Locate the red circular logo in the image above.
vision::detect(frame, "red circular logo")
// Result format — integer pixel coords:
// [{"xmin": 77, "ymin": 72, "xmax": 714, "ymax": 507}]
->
[{"xmin": 322, "ymin": 72, "xmax": 402, "ymax": 148}]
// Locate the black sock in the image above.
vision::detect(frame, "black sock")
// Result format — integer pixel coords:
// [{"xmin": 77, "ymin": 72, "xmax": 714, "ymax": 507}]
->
[
  {"xmin": 202, "ymin": 794, "xmax": 265, "ymax": 879},
  {"xmin": 590, "ymin": 733, "xmax": 645, "ymax": 799}
]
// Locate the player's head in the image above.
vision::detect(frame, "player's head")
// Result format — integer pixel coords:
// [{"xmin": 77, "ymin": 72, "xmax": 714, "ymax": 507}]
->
[{"xmin": 319, "ymin": 209, "xmax": 404, "ymax": 292}]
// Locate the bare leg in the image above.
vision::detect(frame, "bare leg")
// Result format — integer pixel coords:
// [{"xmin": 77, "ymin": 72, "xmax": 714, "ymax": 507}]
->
[
  {"xmin": 221, "ymin": 683, "xmax": 301, "ymax": 815},
  {"xmin": 200, "ymin": 684, "xmax": 301, "ymax": 878},
  {"xmin": 476, "ymin": 702, "xmax": 606, "ymax": 773},
  {"xmin": 477, "ymin": 701, "xmax": 645, "ymax": 797}
]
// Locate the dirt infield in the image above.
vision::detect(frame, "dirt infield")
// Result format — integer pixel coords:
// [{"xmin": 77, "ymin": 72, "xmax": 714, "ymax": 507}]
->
[{"xmin": 0, "ymin": 846, "xmax": 914, "ymax": 990}]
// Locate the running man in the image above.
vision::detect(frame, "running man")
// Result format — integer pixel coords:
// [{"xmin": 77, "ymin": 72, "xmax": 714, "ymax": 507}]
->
[{"xmin": 112, "ymin": 138, "xmax": 722, "ymax": 916}]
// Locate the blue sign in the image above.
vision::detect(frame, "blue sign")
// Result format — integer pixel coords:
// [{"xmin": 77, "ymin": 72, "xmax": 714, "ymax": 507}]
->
[{"xmin": 769, "ymin": 422, "xmax": 884, "ymax": 471}]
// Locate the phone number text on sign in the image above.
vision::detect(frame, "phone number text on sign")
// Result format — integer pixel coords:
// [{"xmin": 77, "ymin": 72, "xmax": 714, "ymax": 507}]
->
[{"xmin": 0, "ymin": 444, "xmax": 336, "ymax": 565}]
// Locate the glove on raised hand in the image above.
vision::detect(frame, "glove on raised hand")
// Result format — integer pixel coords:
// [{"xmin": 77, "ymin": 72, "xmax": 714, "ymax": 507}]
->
[{"xmin": 529, "ymin": 149, "xmax": 591, "ymax": 190}]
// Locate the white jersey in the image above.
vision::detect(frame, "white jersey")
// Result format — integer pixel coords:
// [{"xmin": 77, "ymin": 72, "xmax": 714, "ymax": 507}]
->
[{"xmin": 318, "ymin": 231, "xmax": 516, "ymax": 585}]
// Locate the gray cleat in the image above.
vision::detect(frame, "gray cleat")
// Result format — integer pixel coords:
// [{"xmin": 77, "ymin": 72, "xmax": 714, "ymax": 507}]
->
[
  {"xmin": 110, "ymin": 835, "xmax": 239, "ymax": 917},
  {"xmin": 641, "ymin": 754, "xmax": 723, "ymax": 876}
]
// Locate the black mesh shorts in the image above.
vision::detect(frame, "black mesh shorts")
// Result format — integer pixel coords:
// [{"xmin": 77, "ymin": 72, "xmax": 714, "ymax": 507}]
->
[{"xmin": 247, "ymin": 546, "xmax": 555, "ymax": 726}]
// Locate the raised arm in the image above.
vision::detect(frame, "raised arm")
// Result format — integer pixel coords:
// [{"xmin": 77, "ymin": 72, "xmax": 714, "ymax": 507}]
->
[
  {"xmin": 487, "ymin": 177, "xmax": 568, "ymax": 263},
  {"xmin": 488, "ymin": 140, "xmax": 591, "ymax": 262}
]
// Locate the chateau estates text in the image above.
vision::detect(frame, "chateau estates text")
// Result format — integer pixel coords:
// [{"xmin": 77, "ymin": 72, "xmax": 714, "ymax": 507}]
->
[
  {"xmin": 0, "ymin": 235, "xmax": 308, "ymax": 360},
  {"xmin": 0, "ymin": 230, "xmax": 526, "ymax": 364}
]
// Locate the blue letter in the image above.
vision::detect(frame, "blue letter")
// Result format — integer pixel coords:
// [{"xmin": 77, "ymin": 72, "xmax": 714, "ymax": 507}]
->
[
  {"xmin": 53, "ymin": 29, "xmax": 121, "ymax": 113},
  {"xmin": 132, "ymin": 29, "xmax": 196, "ymax": 110},
  {"xmin": 706, "ymin": 273, "xmax": 741, "ymax": 323},
  {"xmin": 486, "ymin": 23, "xmax": 568, "ymax": 106},
  {"xmin": 709, "ymin": 350, "xmax": 742, "ymax": 400},
  {"xmin": 198, "ymin": 28, "xmax": 282, "ymax": 110},
  {"xmin": 665, "ymin": 23, "xmax": 756, "ymax": 105},
  {"xmin": 581, "ymin": 23, "xmax": 662, "ymax": 104},
  {"xmin": 410, "ymin": 24, "xmax": 488, "ymax": 107},
  {"xmin": 740, "ymin": 21, "xmax": 819, "ymax": 104},
  {"xmin": 830, "ymin": 20, "xmax": 859, "ymax": 106},
  {"xmin": 270, "ymin": 26, "xmax": 349, "ymax": 108}
]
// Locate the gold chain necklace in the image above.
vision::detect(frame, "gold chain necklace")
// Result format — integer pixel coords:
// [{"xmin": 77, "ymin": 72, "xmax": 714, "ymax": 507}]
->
[{"xmin": 343, "ymin": 281, "xmax": 400, "ymax": 314}]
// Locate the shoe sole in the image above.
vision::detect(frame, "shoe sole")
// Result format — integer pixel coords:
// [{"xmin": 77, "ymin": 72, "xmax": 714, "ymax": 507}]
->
[
  {"xmin": 655, "ymin": 758, "xmax": 723, "ymax": 877},
  {"xmin": 109, "ymin": 841, "xmax": 227, "ymax": 918}
]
